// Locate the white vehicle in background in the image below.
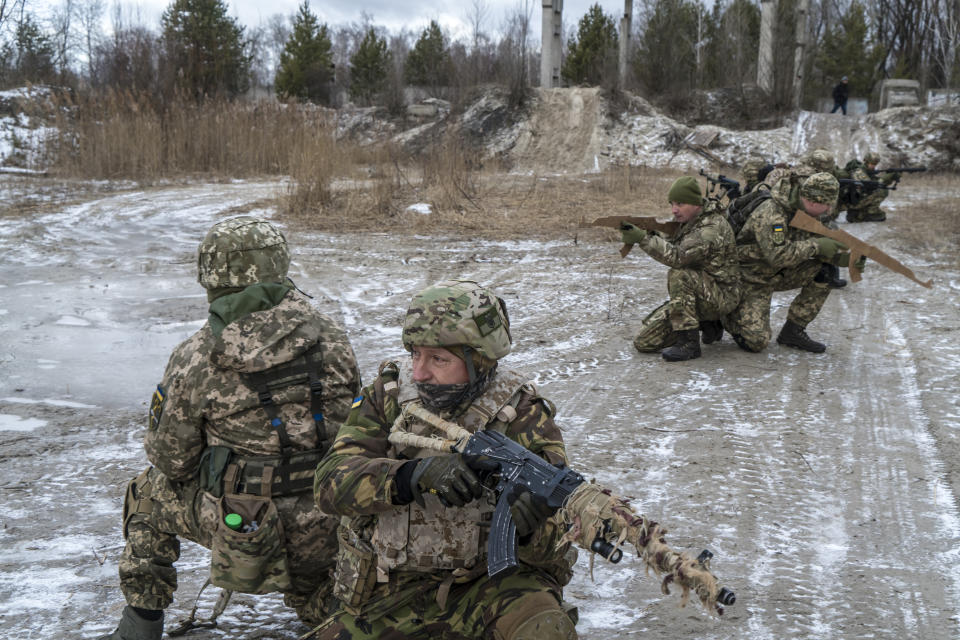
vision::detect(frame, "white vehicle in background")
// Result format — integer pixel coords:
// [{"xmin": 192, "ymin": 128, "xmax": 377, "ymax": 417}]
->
[{"xmin": 879, "ymin": 79, "xmax": 921, "ymax": 109}]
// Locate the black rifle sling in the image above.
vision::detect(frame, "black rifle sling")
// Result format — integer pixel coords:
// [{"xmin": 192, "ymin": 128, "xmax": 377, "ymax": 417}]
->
[{"xmin": 246, "ymin": 343, "xmax": 325, "ymax": 496}]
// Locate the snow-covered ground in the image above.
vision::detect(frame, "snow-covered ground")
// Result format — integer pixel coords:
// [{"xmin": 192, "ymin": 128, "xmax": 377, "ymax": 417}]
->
[{"xmin": 0, "ymin": 176, "xmax": 958, "ymax": 639}]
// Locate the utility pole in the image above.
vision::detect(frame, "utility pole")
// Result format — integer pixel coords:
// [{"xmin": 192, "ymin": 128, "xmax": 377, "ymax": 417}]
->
[
  {"xmin": 540, "ymin": 0, "xmax": 563, "ymax": 88},
  {"xmin": 793, "ymin": 0, "xmax": 809, "ymax": 109},
  {"xmin": 757, "ymin": 0, "xmax": 776, "ymax": 93},
  {"xmin": 618, "ymin": 0, "xmax": 632, "ymax": 89}
]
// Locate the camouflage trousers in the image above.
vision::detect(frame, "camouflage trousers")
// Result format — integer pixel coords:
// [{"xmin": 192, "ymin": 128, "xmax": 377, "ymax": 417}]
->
[
  {"xmin": 633, "ymin": 268, "xmax": 740, "ymax": 352},
  {"xmin": 845, "ymin": 187, "xmax": 888, "ymax": 222},
  {"xmin": 309, "ymin": 567, "xmax": 574, "ymax": 640},
  {"xmin": 118, "ymin": 466, "xmax": 338, "ymax": 623},
  {"xmin": 722, "ymin": 260, "xmax": 831, "ymax": 352}
]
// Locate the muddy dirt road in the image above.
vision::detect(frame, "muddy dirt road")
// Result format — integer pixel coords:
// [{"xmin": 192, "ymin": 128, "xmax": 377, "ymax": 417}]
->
[{"xmin": 1, "ymin": 179, "xmax": 958, "ymax": 639}]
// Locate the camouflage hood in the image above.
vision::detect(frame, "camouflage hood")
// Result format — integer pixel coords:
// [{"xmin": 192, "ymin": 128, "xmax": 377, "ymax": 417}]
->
[{"xmin": 210, "ymin": 293, "xmax": 326, "ymax": 374}]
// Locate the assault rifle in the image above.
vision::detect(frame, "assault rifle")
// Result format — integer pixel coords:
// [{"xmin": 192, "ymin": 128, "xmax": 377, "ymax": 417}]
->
[
  {"xmin": 579, "ymin": 215, "xmax": 681, "ymax": 257},
  {"xmin": 838, "ymin": 178, "xmax": 895, "ymax": 207},
  {"xmin": 390, "ymin": 405, "xmax": 736, "ymax": 615},
  {"xmin": 699, "ymin": 169, "xmax": 742, "ymax": 201},
  {"xmin": 866, "ymin": 166, "xmax": 927, "ymax": 187},
  {"xmin": 461, "ymin": 428, "xmax": 736, "ymax": 613}
]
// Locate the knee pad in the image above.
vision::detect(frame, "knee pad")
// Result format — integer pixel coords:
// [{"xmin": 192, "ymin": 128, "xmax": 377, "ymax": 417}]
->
[
  {"xmin": 123, "ymin": 467, "xmax": 156, "ymax": 539},
  {"xmin": 505, "ymin": 608, "xmax": 577, "ymax": 640},
  {"xmin": 493, "ymin": 591, "xmax": 577, "ymax": 640}
]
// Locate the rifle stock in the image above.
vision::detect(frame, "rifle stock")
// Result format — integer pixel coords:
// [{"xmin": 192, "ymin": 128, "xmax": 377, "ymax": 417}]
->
[
  {"xmin": 788, "ymin": 211, "xmax": 933, "ymax": 288},
  {"xmin": 580, "ymin": 215, "xmax": 681, "ymax": 257}
]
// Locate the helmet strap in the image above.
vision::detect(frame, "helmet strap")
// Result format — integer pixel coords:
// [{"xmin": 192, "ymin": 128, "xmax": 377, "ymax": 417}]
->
[
  {"xmin": 462, "ymin": 345, "xmax": 477, "ymax": 385},
  {"xmin": 286, "ymin": 277, "xmax": 313, "ymax": 299}
]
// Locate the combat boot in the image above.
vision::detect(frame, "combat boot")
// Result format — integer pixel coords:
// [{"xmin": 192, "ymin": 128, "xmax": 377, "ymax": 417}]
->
[
  {"xmin": 699, "ymin": 320, "xmax": 723, "ymax": 345},
  {"xmin": 776, "ymin": 320, "xmax": 826, "ymax": 353},
  {"xmin": 661, "ymin": 329, "xmax": 701, "ymax": 361},
  {"xmin": 815, "ymin": 263, "xmax": 846, "ymax": 289},
  {"xmin": 98, "ymin": 606, "xmax": 163, "ymax": 640},
  {"xmin": 862, "ymin": 208, "xmax": 886, "ymax": 221}
]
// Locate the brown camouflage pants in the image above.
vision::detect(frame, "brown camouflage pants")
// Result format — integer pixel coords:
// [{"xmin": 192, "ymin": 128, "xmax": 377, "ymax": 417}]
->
[
  {"xmin": 308, "ymin": 567, "xmax": 574, "ymax": 640},
  {"xmin": 722, "ymin": 260, "xmax": 831, "ymax": 352},
  {"xmin": 118, "ymin": 466, "xmax": 338, "ymax": 622},
  {"xmin": 633, "ymin": 268, "xmax": 740, "ymax": 352}
]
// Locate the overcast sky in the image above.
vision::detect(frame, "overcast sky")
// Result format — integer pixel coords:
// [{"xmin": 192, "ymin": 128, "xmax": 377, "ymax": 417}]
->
[{"xmin": 31, "ymin": 0, "xmax": 637, "ymax": 39}]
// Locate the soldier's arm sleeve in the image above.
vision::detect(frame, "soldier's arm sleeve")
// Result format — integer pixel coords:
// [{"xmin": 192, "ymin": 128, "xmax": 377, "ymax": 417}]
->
[
  {"xmin": 505, "ymin": 391, "xmax": 568, "ymax": 467},
  {"xmin": 754, "ymin": 209, "xmax": 819, "ymax": 269},
  {"xmin": 144, "ymin": 356, "xmax": 206, "ymax": 482},
  {"xmin": 313, "ymin": 377, "xmax": 408, "ymax": 517},
  {"xmin": 639, "ymin": 227, "xmax": 712, "ymax": 268},
  {"xmin": 317, "ymin": 319, "xmax": 364, "ymax": 426}
]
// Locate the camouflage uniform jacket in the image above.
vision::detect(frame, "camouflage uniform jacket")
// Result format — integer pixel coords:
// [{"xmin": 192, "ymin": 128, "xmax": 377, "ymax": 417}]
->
[
  {"xmin": 636, "ymin": 202, "xmax": 740, "ymax": 287},
  {"xmin": 145, "ymin": 291, "xmax": 361, "ymax": 481},
  {"xmin": 314, "ymin": 359, "xmax": 572, "ymax": 583},
  {"xmin": 735, "ymin": 179, "xmax": 821, "ymax": 286}
]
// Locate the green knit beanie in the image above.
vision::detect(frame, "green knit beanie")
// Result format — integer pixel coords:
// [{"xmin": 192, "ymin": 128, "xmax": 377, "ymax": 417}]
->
[{"xmin": 668, "ymin": 177, "xmax": 703, "ymax": 206}]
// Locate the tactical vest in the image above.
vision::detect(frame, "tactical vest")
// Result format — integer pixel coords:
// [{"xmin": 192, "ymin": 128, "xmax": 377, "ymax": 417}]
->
[
  {"xmin": 370, "ymin": 360, "xmax": 533, "ymax": 582},
  {"xmin": 201, "ymin": 343, "xmax": 331, "ymax": 498}
]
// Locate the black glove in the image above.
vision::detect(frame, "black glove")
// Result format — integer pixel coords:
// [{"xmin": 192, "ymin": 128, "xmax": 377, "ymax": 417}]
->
[
  {"xmin": 409, "ymin": 454, "xmax": 483, "ymax": 507},
  {"xmin": 508, "ymin": 489, "xmax": 557, "ymax": 539}
]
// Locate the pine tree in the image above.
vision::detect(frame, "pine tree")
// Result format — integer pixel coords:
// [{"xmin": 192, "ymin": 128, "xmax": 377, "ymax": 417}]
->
[
  {"xmin": 561, "ymin": 3, "xmax": 618, "ymax": 87},
  {"xmin": 633, "ymin": 0, "xmax": 701, "ymax": 96},
  {"xmin": 405, "ymin": 20, "xmax": 450, "ymax": 92},
  {"xmin": 4, "ymin": 16, "xmax": 57, "ymax": 84},
  {"xmin": 814, "ymin": 0, "xmax": 884, "ymax": 98},
  {"xmin": 275, "ymin": 1, "xmax": 334, "ymax": 102},
  {"xmin": 349, "ymin": 27, "xmax": 390, "ymax": 105},
  {"xmin": 160, "ymin": 0, "xmax": 251, "ymax": 99}
]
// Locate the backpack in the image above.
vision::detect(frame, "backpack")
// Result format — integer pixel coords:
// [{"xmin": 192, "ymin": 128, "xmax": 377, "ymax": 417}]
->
[{"xmin": 726, "ymin": 188, "xmax": 773, "ymax": 237}]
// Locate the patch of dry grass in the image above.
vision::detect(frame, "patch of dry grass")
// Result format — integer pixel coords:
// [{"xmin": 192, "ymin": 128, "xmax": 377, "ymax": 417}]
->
[{"xmin": 885, "ymin": 173, "xmax": 960, "ymax": 267}]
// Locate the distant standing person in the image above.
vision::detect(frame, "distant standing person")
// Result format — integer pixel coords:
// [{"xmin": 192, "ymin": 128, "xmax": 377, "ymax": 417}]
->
[{"xmin": 830, "ymin": 76, "xmax": 849, "ymax": 115}]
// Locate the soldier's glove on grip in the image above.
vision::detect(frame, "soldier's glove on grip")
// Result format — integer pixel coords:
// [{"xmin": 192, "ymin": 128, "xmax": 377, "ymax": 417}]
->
[
  {"xmin": 620, "ymin": 223, "xmax": 647, "ymax": 245},
  {"xmin": 853, "ymin": 255, "xmax": 867, "ymax": 271},
  {"xmin": 410, "ymin": 454, "xmax": 483, "ymax": 508},
  {"xmin": 815, "ymin": 237, "xmax": 847, "ymax": 262},
  {"xmin": 508, "ymin": 489, "xmax": 556, "ymax": 540}
]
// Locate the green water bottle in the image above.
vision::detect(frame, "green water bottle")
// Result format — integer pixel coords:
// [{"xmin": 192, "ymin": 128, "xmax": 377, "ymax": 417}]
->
[{"xmin": 224, "ymin": 513, "xmax": 243, "ymax": 531}]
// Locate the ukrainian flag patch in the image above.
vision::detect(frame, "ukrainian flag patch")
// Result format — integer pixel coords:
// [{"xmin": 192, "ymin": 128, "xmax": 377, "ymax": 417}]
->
[
  {"xmin": 772, "ymin": 223, "xmax": 786, "ymax": 245},
  {"xmin": 351, "ymin": 396, "xmax": 364, "ymax": 409}
]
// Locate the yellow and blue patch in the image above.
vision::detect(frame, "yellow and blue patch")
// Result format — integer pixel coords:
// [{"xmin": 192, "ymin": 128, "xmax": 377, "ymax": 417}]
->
[
  {"xmin": 351, "ymin": 396, "xmax": 364, "ymax": 409},
  {"xmin": 149, "ymin": 385, "xmax": 166, "ymax": 431},
  {"xmin": 772, "ymin": 223, "xmax": 786, "ymax": 245}
]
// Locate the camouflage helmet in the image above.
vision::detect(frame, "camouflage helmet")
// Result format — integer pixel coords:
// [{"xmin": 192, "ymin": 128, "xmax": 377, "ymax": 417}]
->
[
  {"xmin": 800, "ymin": 172, "xmax": 839, "ymax": 205},
  {"xmin": 863, "ymin": 151, "xmax": 881, "ymax": 165},
  {"xmin": 807, "ymin": 148, "xmax": 835, "ymax": 172},
  {"xmin": 402, "ymin": 280, "xmax": 511, "ymax": 362},
  {"xmin": 742, "ymin": 159, "xmax": 766, "ymax": 183},
  {"xmin": 197, "ymin": 216, "xmax": 290, "ymax": 290}
]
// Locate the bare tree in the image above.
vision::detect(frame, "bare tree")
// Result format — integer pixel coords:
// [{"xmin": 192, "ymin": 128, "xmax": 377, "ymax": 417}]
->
[
  {"xmin": 932, "ymin": 0, "xmax": 960, "ymax": 87},
  {"xmin": 499, "ymin": 0, "xmax": 535, "ymax": 106},
  {"xmin": 75, "ymin": 0, "xmax": 105, "ymax": 80}
]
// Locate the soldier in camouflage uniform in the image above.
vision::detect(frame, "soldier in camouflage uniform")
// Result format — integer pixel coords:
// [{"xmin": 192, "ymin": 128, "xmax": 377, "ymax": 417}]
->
[
  {"xmin": 312, "ymin": 279, "xmax": 578, "ymax": 640},
  {"xmin": 754, "ymin": 149, "xmax": 847, "ymax": 288},
  {"xmin": 844, "ymin": 151, "xmax": 897, "ymax": 222},
  {"xmin": 741, "ymin": 159, "xmax": 762, "ymax": 194},
  {"xmin": 99, "ymin": 217, "xmax": 362, "ymax": 640},
  {"xmin": 621, "ymin": 177, "xmax": 741, "ymax": 361},
  {"xmin": 723, "ymin": 173, "xmax": 855, "ymax": 353}
]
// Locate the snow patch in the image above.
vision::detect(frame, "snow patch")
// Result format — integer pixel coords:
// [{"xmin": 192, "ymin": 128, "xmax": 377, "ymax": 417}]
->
[
  {"xmin": 0, "ymin": 413, "xmax": 47, "ymax": 431},
  {"xmin": 407, "ymin": 202, "xmax": 432, "ymax": 215}
]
